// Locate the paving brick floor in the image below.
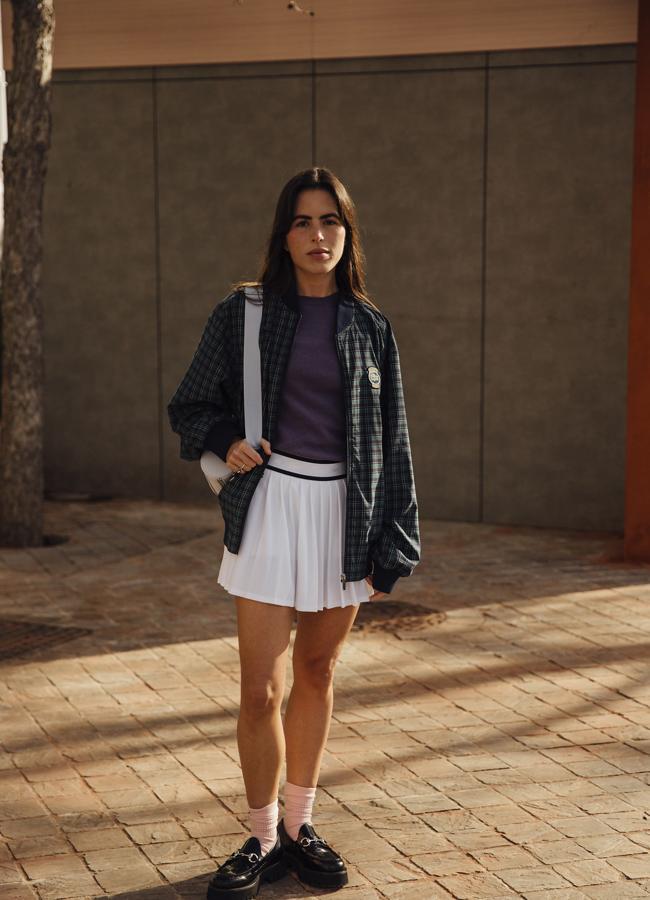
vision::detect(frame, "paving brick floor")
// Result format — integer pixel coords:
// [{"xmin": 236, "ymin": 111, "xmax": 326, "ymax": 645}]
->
[{"xmin": 2, "ymin": 499, "xmax": 650, "ymax": 899}]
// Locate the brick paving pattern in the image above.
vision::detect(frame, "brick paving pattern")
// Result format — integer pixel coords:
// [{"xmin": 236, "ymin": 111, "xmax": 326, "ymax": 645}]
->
[{"xmin": 1, "ymin": 499, "xmax": 650, "ymax": 899}]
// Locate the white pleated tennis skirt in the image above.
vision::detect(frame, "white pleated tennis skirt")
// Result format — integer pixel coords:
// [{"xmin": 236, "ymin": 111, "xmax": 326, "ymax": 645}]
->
[{"xmin": 217, "ymin": 451, "xmax": 373, "ymax": 612}]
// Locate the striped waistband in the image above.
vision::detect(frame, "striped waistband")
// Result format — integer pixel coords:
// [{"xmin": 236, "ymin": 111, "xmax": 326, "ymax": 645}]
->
[{"xmin": 266, "ymin": 452, "xmax": 346, "ymax": 481}]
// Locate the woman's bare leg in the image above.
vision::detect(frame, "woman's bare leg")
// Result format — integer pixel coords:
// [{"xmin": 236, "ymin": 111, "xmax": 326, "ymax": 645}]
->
[
  {"xmin": 283, "ymin": 604, "xmax": 360, "ymax": 787},
  {"xmin": 235, "ymin": 596, "xmax": 295, "ymax": 807}
]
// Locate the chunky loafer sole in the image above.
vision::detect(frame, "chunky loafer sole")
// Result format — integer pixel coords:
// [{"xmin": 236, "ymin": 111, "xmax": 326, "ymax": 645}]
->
[
  {"xmin": 285, "ymin": 855, "xmax": 348, "ymax": 889},
  {"xmin": 206, "ymin": 856, "xmax": 287, "ymax": 900}
]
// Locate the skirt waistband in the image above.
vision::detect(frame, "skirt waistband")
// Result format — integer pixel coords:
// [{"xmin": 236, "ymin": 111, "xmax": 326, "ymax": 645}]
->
[{"xmin": 266, "ymin": 452, "xmax": 346, "ymax": 480}]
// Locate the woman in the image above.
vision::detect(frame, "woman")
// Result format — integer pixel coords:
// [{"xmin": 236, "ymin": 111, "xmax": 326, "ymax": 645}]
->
[{"xmin": 168, "ymin": 167, "xmax": 420, "ymax": 899}]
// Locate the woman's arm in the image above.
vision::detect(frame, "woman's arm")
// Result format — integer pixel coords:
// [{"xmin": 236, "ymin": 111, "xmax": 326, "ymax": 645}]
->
[
  {"xmin": 167, "ymin": 296, "xmax": 241, "ymax": 461},
  {"xmin": 371, "ymin": 319, "xmax": 421, "ymax": 593}
]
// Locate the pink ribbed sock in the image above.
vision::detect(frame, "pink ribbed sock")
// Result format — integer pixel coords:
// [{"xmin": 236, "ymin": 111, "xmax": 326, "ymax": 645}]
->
[
  {"xmin": 249, "ymin": 798, "xmax": 279, "ymax": 856},
  {"xmin": 283, "ymin": 781, "xmax": 317, "ymax": 841}
]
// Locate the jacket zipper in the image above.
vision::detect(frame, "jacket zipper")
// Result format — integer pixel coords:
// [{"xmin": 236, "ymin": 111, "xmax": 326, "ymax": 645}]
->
[{"xmin": 269, "ymin": 307, "xmax": 302, "ymax": 448}]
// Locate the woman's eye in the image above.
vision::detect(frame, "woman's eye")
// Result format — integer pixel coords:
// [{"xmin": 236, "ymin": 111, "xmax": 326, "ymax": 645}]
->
[{"xmin": 295, "ymin": 219, "xmax": 339, "ymax": 228}]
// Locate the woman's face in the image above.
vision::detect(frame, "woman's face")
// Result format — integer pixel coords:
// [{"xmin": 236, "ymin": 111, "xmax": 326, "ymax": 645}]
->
[{"xmin": 284, "ymin": 188, "xmax": 347, "ymax": 285}]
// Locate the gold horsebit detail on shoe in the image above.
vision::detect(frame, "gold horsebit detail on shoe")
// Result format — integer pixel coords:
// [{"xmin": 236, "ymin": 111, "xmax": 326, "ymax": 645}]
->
[
  {"xmin": 227, "ymin": 849, "xmax": 261, "ymax": 864},
  {"xmin": 298, "ymin": 836, "xmax": 330, "ymax": 849}
]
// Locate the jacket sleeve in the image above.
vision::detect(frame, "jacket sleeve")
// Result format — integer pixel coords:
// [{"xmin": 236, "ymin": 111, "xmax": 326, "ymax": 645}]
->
[
  {"xmin": 167, "ymin": 297, "xmax": 242, "ymax": 462},
  {"xmin": 371, "ymin": 319, "xmax": 421, "ymax": 593}
]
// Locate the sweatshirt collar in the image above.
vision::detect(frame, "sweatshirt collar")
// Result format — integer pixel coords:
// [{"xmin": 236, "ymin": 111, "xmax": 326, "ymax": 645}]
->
[{"xmin": 279, "ymin": 282, "xmax": 355, "ymax": 334}]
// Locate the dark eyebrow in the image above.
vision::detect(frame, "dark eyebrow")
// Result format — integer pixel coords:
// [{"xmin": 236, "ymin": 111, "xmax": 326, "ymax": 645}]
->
[{"xmin": 291, "ymin": 212, "xmax": 341, "ymax": 224}]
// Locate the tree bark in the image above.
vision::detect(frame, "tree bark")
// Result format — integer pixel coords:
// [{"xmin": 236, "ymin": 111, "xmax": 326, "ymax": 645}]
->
[{"xmin": 0, "ymin": 0, "xmax": 54, "ymax": 546}]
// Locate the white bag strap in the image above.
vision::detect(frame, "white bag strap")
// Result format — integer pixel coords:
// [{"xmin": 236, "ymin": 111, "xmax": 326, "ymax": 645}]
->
[{"xmin": 243, "ymin": 285, "xmax": 264, "ymax": 449}]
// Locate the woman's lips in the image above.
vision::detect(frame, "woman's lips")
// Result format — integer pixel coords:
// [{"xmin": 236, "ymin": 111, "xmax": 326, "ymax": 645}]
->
[{"xmin": 308, "ymin": 251, "xmax": 329, "ymax": 258}]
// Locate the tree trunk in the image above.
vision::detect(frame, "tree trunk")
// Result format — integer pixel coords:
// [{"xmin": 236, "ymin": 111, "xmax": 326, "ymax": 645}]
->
[{"xmin": 0, "ymin": 0, "xmax": 54, "ymax": 546}]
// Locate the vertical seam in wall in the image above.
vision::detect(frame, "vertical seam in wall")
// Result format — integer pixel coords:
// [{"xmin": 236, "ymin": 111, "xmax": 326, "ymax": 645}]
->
[
  {"xmin": 152, "ymin": 68, "xmax": 165, "ymax": 501},
  {"xmin": 311, "ymin": 58, "xmax": 317, "ymax": 165},
  {"xmin": 478, "ymin": 57, "xmax": 490, "ymax": 523}
]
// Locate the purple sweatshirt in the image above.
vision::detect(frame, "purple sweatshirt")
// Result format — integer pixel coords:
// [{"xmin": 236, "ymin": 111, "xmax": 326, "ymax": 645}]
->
[{"xmin": 273, "ymin": 291, "xmax": 346, "ymax": 462}]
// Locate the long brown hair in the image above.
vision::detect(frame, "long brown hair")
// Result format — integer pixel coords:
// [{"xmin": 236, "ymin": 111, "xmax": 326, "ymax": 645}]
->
[{"xmin": 232, "ymin": 167, "xmax": 379, "ymax": 310}]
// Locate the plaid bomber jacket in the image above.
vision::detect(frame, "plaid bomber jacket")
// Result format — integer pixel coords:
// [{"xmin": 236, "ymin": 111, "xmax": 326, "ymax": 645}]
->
[{"xmin": 167, "ymin": 283, "xmax": 420, "ymax": 594}]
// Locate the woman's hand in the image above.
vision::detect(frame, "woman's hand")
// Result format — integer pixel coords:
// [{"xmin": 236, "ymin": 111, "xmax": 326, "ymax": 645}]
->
[
  {"xmin": 365, "ymin": 575, "xmax": 387, "ymax": 601},
  {"xmin": 226, "ymin": 437, "xmax": 272, "ymax": 474}
]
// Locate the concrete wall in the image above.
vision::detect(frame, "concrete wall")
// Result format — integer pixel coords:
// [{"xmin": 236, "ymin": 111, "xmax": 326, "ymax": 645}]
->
[{"xmin": 41, "ymin": 44, "xmax": 636, "ymax": 529}]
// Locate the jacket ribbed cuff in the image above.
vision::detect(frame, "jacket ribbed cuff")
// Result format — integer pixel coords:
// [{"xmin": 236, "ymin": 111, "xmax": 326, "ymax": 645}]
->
[
  {"xmin": 203, "ymin": 420, "xmax": 242, "ymax": 462},
  {"xmin": 371, "ymin": 563, "xmax": 401, "ymax": 594}
]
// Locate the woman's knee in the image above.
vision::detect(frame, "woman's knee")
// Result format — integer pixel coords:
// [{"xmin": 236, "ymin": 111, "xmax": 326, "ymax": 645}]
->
[
  {"xmin": 236, "ymin": 597, "xmax": 292, "ymax": 717},
  {"xmin": 293, "ymin": 652, "xmax": 339, "ymax": 692},
  {"xmin": 240, "ymin": 679, "xmax": 284, "ymax": 717}
]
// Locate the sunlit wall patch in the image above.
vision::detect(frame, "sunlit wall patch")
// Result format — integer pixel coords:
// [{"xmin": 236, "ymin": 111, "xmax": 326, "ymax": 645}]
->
[{"xmin": 367, "ymin": 366, "xmax": 381, "ymax": 389}]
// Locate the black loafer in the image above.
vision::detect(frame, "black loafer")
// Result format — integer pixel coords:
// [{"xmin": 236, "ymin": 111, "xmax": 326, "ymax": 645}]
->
[
  {"xmin": 206, "ymin": 834, "xmax": 287, "ymax": 899},
  {"xmin": 278, "ymin": 818, "xmax": 348, "ymax": 889}
]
